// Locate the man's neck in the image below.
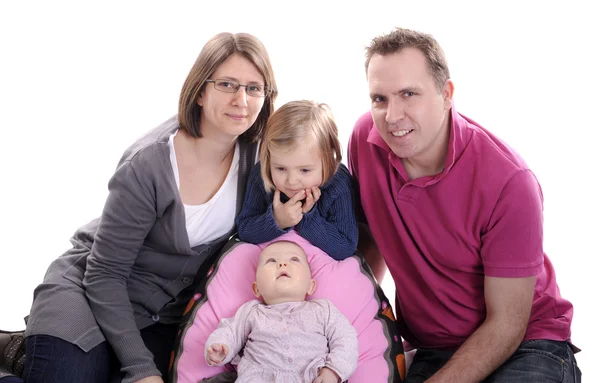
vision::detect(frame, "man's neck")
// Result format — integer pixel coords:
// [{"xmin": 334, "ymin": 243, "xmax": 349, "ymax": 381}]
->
[{"xmin": 402, "ymin": 118, "xmax": 451, "ymax": 180}]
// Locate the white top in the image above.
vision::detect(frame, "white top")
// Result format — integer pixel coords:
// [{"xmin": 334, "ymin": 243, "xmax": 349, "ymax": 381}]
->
[{"xmin": 169, "ymin": 131, "xmax": 239, "ymax": 247}]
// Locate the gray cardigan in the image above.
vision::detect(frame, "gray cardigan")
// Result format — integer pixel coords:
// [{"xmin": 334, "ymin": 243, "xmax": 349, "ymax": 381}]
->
[{"xmin": 25, "ymin": 116, "xmax": 257, "ymax": 382}]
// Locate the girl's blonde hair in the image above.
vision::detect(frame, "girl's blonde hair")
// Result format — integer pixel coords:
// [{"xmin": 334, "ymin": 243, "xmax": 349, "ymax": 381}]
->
[{"xmin": 260, "ymin": 100, "xmax": 342, "ymax": 192}]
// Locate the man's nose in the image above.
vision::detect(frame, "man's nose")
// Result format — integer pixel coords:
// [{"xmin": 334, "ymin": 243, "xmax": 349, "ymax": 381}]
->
[{"xmin": 386, "ymin": 98, "xmax": 405, "ymax": 123}]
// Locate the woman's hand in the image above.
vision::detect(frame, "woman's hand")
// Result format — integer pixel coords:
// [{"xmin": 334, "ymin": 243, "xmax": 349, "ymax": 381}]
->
[
  {"xmin": 134, "ymin": 376, "xmax": 163, "ymax": 383},
  {"xmin": 273, "ymin": 189, "xmax": 305, "ymax": 229},
  {"xmin": 302, "ymin": 186, "xmax": 321, "ymax": 214},
  {"xmin": 206, "ymin": 343, "xmax": 230, "ymax": 366},
  {"xmin": 313, "ymin": 367, "xmax": 341, "ymax": 383}
]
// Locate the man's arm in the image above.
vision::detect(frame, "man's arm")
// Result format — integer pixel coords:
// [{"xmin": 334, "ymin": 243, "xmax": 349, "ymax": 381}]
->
[
  {"xmin": 426, "ymin": 275, "xmax": 535, "ymax": 383},
  {"xmin": 358, "ymin": 223, "xmax": 387, "ymax": 283}
]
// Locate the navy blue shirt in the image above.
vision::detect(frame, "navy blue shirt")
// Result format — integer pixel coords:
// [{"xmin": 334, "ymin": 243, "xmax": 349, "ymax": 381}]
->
[{"xmin": 236, "ymin": 162, "xmax": 358, "ymax": 260}]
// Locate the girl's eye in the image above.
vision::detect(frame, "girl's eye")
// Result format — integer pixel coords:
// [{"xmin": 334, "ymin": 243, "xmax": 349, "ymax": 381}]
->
[
  {"xmin": 301, "ymin": 169, "xmax": 311, "ymax": 173},
  {"xmin": 275, "ymin": 167, "xmax": 285, "ymax": 172}
]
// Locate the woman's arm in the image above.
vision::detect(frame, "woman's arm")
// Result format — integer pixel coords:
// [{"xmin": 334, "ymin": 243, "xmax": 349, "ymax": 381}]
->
[
  {"xmin": 295, "ymin": 165, "xmax": 358, "ymax": 260},
  {"xmin": 83, "ymin": 160, "xmax": 160, "ymax": 382},
  {"xmin": 236, "ymin": 163, "xmax": 289, "ymax": 243}
]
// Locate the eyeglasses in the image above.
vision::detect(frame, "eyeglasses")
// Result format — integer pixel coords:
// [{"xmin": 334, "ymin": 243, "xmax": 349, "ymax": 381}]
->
[{"xmin": 206, "ymin": 78, "xmax": 270, "ymax": 97}]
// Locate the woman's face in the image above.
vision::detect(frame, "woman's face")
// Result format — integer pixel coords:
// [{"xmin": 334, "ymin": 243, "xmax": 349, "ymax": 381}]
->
[{"xmin": 197, "ymin": 54, "xmax": 266, "ymax": 140}]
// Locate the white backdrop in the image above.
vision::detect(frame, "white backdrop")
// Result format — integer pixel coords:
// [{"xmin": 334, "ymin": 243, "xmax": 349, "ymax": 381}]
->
[{"xmin": 1, "ymin": 0, "xmax": 597, "ymax": 378}]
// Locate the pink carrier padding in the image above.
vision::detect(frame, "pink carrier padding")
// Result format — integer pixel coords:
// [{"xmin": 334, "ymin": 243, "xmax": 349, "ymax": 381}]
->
[{"xmin": 174, "ymin": 231, "xmax": 392, "ymax": 383}]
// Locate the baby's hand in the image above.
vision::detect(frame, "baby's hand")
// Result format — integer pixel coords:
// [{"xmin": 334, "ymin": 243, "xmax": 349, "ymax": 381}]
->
[
  {"xmin": 313, "ymin": 367, "xmax": 341, "ymax": 383},
  {"xmin": 206, "ymin": 343, "xmax": 230, "ymax": 366}
]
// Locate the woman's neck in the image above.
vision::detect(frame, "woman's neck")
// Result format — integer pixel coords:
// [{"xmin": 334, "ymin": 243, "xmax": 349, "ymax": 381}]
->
[{"xmin": 178, "ymin": 129, "xmax": 236, "ymax": 164}]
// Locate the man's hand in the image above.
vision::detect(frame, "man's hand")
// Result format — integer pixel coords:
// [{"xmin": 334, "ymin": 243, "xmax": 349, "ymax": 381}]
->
[
  {"xmin": 273, "ymin": 189, "xmax": 305, "ymax": 229},
  {"xmin": 206, "ymin": 343, "xmax": 230, "ymax": 366},
  {"xmin": 302, "ymin": 186, "xmax": 321, "ymax": 214},
  {"xmin": 134, "ymin": 376, "xmax": 163, "ymax": 383},
  {"xmin": 313, "ymin": 367, "xmax": 341, "ymax": 383}
]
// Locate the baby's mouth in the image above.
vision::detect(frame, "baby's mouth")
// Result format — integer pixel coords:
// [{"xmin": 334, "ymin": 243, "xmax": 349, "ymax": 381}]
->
[{"xmin": 277, "ymin": 271, "xmax": 290, "ymax": 279}]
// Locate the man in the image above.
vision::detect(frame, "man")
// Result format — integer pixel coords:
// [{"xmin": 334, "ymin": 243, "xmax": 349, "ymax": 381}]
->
[{"xmin": 348, "ymin": 27, "xmax": 581, "ymax": 382}]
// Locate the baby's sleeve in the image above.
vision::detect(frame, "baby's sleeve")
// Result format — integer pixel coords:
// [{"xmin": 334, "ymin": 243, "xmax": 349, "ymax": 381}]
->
[
  {"xmin": 204, "ymin": 300, "xmax": 259, "ymax": 366},
  {"xmin": 321, "ymin": 300, "xmax": 359, "ymax": 381}
]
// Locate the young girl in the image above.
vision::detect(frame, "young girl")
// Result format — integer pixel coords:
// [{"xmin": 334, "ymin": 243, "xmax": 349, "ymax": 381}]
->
[
  {"xmin": 205, "ymin": 241, "xmax": 358, "ymax": 383},
  {"xmin": 236, "ymin": 100, "xmax": 358, "ymax": 260}
]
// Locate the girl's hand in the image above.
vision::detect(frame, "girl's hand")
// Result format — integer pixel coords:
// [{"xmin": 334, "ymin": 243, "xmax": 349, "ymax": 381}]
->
[
  {"xmin": 302, "ymin": 186, "xmax": 321, "ymax": 214},
  {"xmin": 273, "ymin": 189, "xmax": 305, "ymax": 229},
  {"xmin": 206, "ymin": 343, "xmax": 230, "ymax": 366},
  {"xmin": 313, "ymin": 367, "xmax": 341, "ymax": 383}
]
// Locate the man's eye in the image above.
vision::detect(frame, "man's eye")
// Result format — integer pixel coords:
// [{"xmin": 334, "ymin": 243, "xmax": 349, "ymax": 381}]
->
[
  {"xmin": 372, "ymin": 96, "xmax": 385, "ymax": 103},
  {"xmin": 404, "ymin": 91, "xmax": 415, "ymax": 97}
]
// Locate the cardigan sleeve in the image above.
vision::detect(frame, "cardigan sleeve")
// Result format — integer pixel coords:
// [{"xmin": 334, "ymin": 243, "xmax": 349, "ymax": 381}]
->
[
  {"xmin": 83, "ymin": 160, "xmax": 160, "ymax": 383},
  {"xmin": 236, "ymin": 163, "xmax": 290, "ymax": 244},
  {"xmin": 295, "ymin": 164, "xmax": 358, "ymax": 260}
]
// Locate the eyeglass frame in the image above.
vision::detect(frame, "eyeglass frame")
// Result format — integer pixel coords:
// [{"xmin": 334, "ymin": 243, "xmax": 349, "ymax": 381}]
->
[{"xmin": 205, "ymin": 78, "xmax": 271, "ymax": 97}]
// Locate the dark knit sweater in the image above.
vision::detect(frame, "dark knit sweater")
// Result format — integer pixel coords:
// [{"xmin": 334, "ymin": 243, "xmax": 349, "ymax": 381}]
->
[{"xmin": 236, "ymin": 162, "xmax": 358, "ymax": 260}]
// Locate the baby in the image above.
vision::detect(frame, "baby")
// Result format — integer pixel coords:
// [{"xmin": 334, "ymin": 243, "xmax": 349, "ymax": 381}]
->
[{"xmin": 205, "ymin": 241, "xmax": 358, "ymax": 383}]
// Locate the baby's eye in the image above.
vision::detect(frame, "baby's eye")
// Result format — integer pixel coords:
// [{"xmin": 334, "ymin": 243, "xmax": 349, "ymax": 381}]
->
[
  {"xmin": 267, "ymin": 258, "xmax": 276, "ymax": 263},
  {"xmin": 290, "ymin": 257, "xmax": 300, "ymax": 262}
]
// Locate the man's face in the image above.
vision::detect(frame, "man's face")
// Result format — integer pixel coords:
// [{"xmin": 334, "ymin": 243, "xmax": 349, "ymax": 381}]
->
[
  {"xmin": 367, "ymin": 48, "xmax": 453, "ymax": 165},
  {"xmin": 253, "ymin": 241, "xmax": 316, "ymax": 305}
]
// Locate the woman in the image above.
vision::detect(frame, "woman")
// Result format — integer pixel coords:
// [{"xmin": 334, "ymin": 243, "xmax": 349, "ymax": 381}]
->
[{"xmin": 20, "ymin": 32, "xmax": 278, "ymax": 383}]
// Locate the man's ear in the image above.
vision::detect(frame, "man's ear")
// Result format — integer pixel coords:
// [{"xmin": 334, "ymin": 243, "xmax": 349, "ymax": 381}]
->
[
  {"xmin": 307, "ymin": 279, "xmax": 316, "ymax": 296},
  {"xmin": 443, "ymin": 79, "xmax": 454, "ymax": 110},
  {"xmin": 252, "ymin": 282, "xmax": 261, "ymax": 298}
]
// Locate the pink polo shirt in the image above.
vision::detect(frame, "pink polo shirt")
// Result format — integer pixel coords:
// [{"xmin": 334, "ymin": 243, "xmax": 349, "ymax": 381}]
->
[{"xmin": 348, "ymin": 107, "xmax": 574, "ymax": 350}]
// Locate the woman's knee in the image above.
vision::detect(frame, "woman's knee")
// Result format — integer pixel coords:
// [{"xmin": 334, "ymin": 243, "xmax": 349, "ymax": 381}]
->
[{"xmin": 24, "ymin": 335, "xmax": 114, "ymax": 383}]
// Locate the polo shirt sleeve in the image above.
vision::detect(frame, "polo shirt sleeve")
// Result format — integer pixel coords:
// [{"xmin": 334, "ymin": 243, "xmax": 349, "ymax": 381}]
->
[
  {"xmin": 347, "ymin": 123, "xmax": 369, "ymax": 226},
  {"xmin": 481, "ymin": 169, "xmax": 545, "ymax": 278}
]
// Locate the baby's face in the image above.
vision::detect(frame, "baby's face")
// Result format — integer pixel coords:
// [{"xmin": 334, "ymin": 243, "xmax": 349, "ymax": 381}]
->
[{"xmin": 253, "ymin": 241, "xmax": 316, "ymax": 305}]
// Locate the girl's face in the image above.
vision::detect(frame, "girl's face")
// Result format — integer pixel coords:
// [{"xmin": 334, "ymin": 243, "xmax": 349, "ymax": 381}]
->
[{"xmin": 269, "ymin": 138, "xmax": 323, "ymax": 198}]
